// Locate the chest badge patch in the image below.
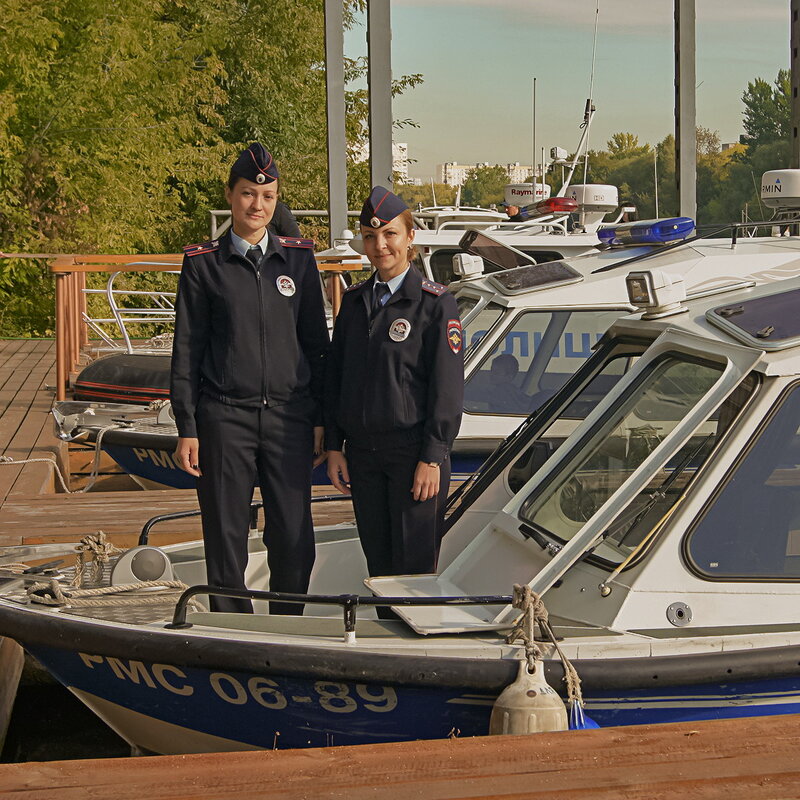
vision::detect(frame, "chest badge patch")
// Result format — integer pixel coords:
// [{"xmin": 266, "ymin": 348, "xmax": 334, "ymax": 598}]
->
[
  {"xmin": 447, "ymin": 319, "xmax": 463, "ymax": 353},
  {"xmin": 388, "ymin": 318, "xmax": 411, "ymax": 342},
  {"xmin": 276, "ymin": 275, "xmax": 296, "ymax": 296}
]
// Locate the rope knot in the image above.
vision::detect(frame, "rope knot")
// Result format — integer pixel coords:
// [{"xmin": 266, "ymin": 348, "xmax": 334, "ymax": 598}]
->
[{"xmin": 71, "ymin": 531, "xmax": 123, "ymax": 587}]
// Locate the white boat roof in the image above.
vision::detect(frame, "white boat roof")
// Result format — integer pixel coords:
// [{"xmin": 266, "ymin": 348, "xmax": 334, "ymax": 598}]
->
[{"xmin": 452, "ymin": 234, "xmax": 800, "ymax": 312}]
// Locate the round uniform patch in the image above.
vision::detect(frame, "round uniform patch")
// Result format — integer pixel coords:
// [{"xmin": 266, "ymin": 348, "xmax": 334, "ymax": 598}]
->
[
  {"xmin": 256, "ymin": 173, "xmax": 266, "ymax": 184},
  {"xmin": 388, "ymin": 318, "xmax": 411, "ymax": 342},
  {"xmin": 276, "ymin": 275, "xmax": 296, "ymax": 296}
]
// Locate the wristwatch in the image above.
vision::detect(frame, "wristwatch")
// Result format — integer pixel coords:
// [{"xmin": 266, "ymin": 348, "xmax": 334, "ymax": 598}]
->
[{"xmin": 427, "ymin": 461, "xmax": 440, "ymax": 468}]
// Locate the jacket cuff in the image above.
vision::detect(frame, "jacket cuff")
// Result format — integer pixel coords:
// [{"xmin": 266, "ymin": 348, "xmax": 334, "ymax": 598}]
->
[
  {"xmin": 324, "ymin": 427, "xmax": 345, "ymax": 452},
  {"xmin": 175, "ymin": 416, "xmax": 198, "ymax": 439},
  {"xmin": 420, "ymin": 440, "xmax": 449, "ymax": 464}
]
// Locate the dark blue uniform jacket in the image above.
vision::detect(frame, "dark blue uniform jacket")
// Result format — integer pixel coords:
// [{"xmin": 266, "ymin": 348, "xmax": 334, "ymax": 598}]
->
[
  {"xmin": 170, "ymin": 231, "xmax": 329, "ymax": 438},
  {"xmin": 324, "ymin": 267, "xmax": 464, "ymax": 464}
]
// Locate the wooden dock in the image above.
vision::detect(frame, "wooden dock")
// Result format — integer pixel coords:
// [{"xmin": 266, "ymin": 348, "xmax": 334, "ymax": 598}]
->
[
  {"xmin": 2, "ymin": 714, "xmax": 800, "ymax": 799},
  {"xmin": 0, "ymin": 339, "xmax": 354, "ymax": 550}
]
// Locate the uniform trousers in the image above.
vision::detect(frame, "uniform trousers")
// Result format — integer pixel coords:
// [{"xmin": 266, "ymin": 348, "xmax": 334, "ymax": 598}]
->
[
  {"xmin": 196, "ymin": 395, "xmax": 315, "ymax": 615},
  {"xmin": 346, "ymin": 441, "xmax": 450, "ymax": 580}
]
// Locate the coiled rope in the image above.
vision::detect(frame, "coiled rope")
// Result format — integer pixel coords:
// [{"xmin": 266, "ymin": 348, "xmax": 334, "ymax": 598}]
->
[{"xmin": 506, "ymin": 584, "xmax": 585, "ymax": 711}]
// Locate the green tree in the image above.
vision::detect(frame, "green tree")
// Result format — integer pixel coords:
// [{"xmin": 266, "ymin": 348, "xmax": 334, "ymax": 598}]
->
[
  {"xmin": 460, "ymin": 165, "xmax": 508, "ymax": 207},
  {"xmin": 741, "ymin": 69, "xmax": 790, "ymax": 150},
  {"xmin": 606, "ymin": 132, "xmax": 650, "ymax": 160},
  {"xmin": 396, "ymin": 183, "xmax": 457, "ymax": 209}
]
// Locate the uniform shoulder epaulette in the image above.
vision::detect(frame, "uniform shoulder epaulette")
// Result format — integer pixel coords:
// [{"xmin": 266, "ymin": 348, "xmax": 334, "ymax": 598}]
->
[
  {"xmin": 183, "ymin": 240, "xmax": 219, "ymax": 257},
  {"xmin": 421, "ymin": 279, "xmax": 447, "ymax": 296},
  {"xmin": 345, "ymin": 278, "xmax": 368, "ymax": 293},
  {"xmin": 278, "ymin": 236, "xmax": 315, "ymax": 249}
]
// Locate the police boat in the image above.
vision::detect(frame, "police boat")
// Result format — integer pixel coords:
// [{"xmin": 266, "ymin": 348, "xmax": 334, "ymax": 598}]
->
[
  {"xmin": 59, "ymin": 169, "xmax": 800, "ymax": 490},
  {"xmin": 7, "ymin": 263, "xmax": 800, "ymax": 754}
]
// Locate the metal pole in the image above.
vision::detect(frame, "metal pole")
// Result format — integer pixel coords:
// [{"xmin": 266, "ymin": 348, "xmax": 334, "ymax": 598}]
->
[
  {"xmin": 791, "ymin": 0, "xmax": 800, "ymax": 168},
  {"xmin": 367, "ymin": 0, "xmax": 394, "ymax": 188},
  {"xmin": 675, "ymin": 0, "xmax": 697, "ymax": 219},
  {"xmin": 324, "ymin": 0, "xmax": 348, "ymax": 245},
  {"xmin": 532, "ymin": 77, "xmax": 536, "ymax": 191}
]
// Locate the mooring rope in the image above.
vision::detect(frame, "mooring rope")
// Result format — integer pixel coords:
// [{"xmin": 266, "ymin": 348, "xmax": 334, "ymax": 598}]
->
[
  {"xmin": 27, "ymin": 577, "xmax": 195, "ymax": 608},
  {"xmin": 70, "ymin": 531, "xmax": 123, "ymax": 587},
  {"xmin": 0, "ymin": 422, "xmax": 121, "ymax": 494},
  {"xmin": 506, "ymin": 584, "xmax": 585, "ymax": 710}
]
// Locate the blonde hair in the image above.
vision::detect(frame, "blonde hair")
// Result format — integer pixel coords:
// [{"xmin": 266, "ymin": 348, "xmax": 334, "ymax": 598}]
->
[{"xmin": 397, "ymin": 209, "xmax": 418, "ymax": 262}]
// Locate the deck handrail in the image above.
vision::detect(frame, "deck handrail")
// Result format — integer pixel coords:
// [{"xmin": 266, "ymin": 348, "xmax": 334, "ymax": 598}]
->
[{"xmin": 40, "ymin": 252, "xmax": 362, "ymax": 400}]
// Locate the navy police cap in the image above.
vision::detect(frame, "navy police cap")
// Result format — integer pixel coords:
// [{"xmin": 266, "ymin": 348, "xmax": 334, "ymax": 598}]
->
[
  {"xmin": 231, "ymin": 142, "xmax": 279, "ymax": 185},
  {"xmin": 360, "ymin": 186, "xmax": 408, "ymax": 228}
]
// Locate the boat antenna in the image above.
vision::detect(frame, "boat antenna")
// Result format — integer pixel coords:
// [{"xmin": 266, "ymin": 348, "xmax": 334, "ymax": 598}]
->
[
  {"xmin": 455, "ymin": 184, "xmax": 462, "ymax": 208},
  {"xmin": 555, "ymin": 1, "xmax": 599, "ymax": 197},
  {"xmin": 430, "ymin": 177, "xmax": 437, "ymax": 207},
  {"xmin": 582, "ymin": 0, "xmax": 600, "ymax": 183}
]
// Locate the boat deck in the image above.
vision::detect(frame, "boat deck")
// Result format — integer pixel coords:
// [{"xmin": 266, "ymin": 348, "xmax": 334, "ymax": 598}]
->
[{"xmin": 2, "ymin": 714, "xmax": 798, "ymax": 798}]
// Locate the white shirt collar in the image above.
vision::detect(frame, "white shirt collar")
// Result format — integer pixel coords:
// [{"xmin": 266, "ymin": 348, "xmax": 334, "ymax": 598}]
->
[
  {"xmin": 375, "ymin": 265, "xmax": 410, "ymax": 296},
  {"xmin": 230, "ymin": 229, "xmax": 271, "ymax": 258}
]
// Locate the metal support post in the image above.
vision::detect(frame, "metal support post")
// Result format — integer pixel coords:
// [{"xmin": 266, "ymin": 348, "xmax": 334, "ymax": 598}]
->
[
  {"xmin": 324, "ymin": 0, "xmax": 349, "ymax": 245},
  {"xmin": 367, "ymin": 0, "xmax": 394, "ymax": 189},
  {"xmin": 675, "ymin": 0, "xmax": 697, "ymax": 220}
]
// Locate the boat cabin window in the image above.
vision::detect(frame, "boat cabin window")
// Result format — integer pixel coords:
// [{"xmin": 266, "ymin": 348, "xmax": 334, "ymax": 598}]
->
[
  {"xmin": 462, "ymin": 302, "xmax": 505, "ymax": 357},
  {"xmin": 518, "ymin": 354, "xmax": 742, "ymax": 567},
  {"xmin": 687, "ymin": 379, "xmax": 800, "ymax": 581},
  {"xmin": 464, "ymin": 309, "xmax": 625, "ymax": 416}
]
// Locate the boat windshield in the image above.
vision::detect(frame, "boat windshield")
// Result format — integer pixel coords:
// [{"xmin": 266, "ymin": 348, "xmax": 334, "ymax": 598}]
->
[
  {"xmin": 517, "ymin": 354, "xmax": 754, "ymax": 567},
  {"xmin": 464, "ymin": 309, "xmax": 626, "ymax": 416}
]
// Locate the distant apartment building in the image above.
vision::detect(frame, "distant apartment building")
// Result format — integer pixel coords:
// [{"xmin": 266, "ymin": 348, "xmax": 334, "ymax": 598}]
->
[
  {"xmin": 352, "ymin": 141, "xmax": 413, "ymax": 184},
  {"xmin": 437, "ymin": 161, "xmax": 534, "ymax": 187}
]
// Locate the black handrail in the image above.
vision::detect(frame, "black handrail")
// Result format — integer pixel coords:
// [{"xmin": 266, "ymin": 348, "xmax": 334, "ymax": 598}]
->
[
  {"xmin": 165, "ymin": 585, "xmax": 513, "ymax": 632},
  {"xmin": 138, "ymin": 494, "xmax": 352, "ymax": 546}
]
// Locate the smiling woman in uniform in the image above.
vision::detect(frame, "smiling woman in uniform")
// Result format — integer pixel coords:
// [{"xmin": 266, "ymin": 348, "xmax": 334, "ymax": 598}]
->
[
  {"xmin": 170, "ymin": 143, "xmax": 329, "ymax": 615},
  {"xmin": 325, "ymin": 187, "xmax": 464, "ymax": 594}
]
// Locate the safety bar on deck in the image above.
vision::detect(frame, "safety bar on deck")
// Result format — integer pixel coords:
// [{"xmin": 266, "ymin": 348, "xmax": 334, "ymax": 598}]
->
[
  {"xmin": 166, "ymin": 585, "xmax": 513, "ymax": 637},
  {"xmin": 138, "ymin": 494, "xmax": 351, "ymax": 546}
]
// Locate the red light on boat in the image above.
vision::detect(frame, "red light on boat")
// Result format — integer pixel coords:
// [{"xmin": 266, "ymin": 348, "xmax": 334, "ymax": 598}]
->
[{"xmin": 534, "ymin": 197, "xmax": 579, "ymax": 214}]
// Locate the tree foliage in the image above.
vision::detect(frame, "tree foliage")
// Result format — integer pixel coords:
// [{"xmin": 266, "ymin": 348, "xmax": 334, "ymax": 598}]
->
[
  {"xmin": 0, "ymin": 0, "xmax": 419, "ymax": 336},
  {"xmin": 460, "ymin": 165, "xmax": 508, "ymax": 207}
]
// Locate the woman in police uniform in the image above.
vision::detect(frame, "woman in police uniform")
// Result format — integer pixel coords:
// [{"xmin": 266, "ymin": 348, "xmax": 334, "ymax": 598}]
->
[
  {"xmin": 171, "ymin": 143, "xmax": 329, "ymax": 615},
  {"xmin": 325, "ymin": 187, "xmax": 464, "ymax": 581}
]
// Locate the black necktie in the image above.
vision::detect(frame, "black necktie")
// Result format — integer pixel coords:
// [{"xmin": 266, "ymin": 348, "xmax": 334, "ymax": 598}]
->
[
  {"xmin": 245, "ymin": 245, "xmax": 261, "ymax": 267},
  {"xmin": 372, "ymin": 281, "xmax": 390, "ymax": 317}
]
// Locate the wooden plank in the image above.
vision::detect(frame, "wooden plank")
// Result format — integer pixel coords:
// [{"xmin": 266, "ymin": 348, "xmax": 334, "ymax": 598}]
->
[
  {"xmin": 1, "ymin": 715, "xmax": 800, "ymax": 798},
  {"xmin": 0, "ymin": 341, "xmax": 60, "ymax": 503},
  {"xmin": 0, "ymin": 636, "xmax": 23, "ymax": 755},
  {"xmin": 0, "ymin": 487, "xmax": 353, "ymax": 549}
]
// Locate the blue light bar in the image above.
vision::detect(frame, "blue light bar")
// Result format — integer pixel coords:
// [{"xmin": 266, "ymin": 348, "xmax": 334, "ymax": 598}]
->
[{"xmin": 598, "ymin": 217, "xmax": 695, "ymax": 246}]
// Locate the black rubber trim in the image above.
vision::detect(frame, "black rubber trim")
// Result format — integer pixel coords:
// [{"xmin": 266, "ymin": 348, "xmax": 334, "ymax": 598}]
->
[{"xmin": 3, "ymin": 602, "xmax": 799, "ymax": 693}]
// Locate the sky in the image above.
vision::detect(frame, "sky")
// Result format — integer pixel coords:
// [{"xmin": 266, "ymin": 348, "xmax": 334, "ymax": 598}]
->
[{"xmin": 345, "ymin": 0, "xmax": 790, "ymax": 181}]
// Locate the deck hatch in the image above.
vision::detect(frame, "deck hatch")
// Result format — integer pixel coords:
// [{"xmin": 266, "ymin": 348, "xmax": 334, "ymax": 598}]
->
[{"xmin": 707, "ymin": 286, "xmax": 800, "ymax": 350}]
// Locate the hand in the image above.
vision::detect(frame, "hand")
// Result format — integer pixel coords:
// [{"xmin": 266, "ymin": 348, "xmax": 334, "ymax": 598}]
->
[
  {"xmin": 312, "ymin": 426, "xmax": 327, "ymax": 468},
  {"xmin": 175, "ymin": 437, "xmax": 202, "ymax": 477},
  {"xmin": 412, "ymin": 461, "xmax": 440, "ymax": 502},
  {"xmin": 327, "ymin": 450, "xmax": 350, "ymax": 495}
]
